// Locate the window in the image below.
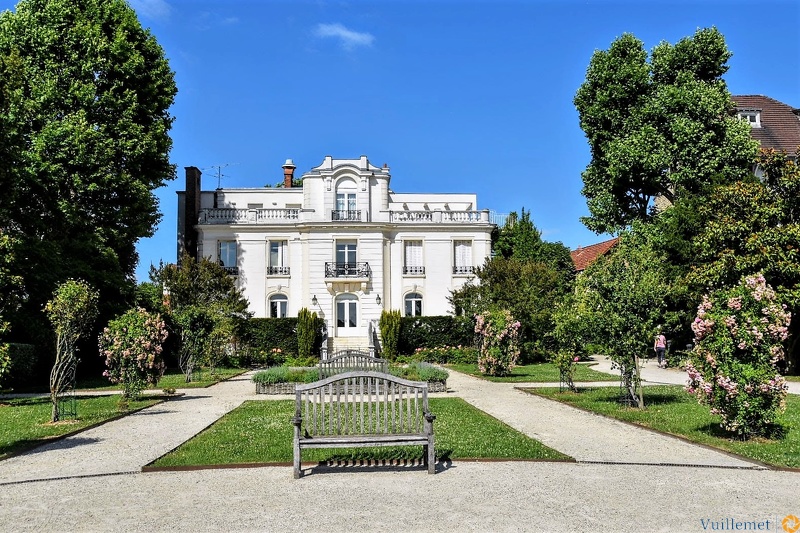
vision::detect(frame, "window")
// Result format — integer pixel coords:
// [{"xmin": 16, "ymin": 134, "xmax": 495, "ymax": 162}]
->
[
  {"xmin": 405, "ymin": 292, "xmax": 423, "ymax": 317},
  {"xmin": 737, "ymin": 110, "xmax": 761, "ymax": 128},
  {"xmin": 247, "ymin": 203, "xmax": 263, "ymax": 209},
  {"xmin": 218, "ymin": 241, "xmax": 238, "ymax": 274},
  {"xmin": 336, "ymin": 294, "xmax": 358, "ymax": 328},
  {"xmin": 269, "ymin": 294, "xmax": 288, "ymax": 318},
  {"xmin": 268, "ymin": 240, "xmax": 289, "ymax": 275},
  {"xmin": 336, "ymin": 241, "xmax": 357, "ymax": 265},
  {"xmin": 333, "ymin": 179, "xmax": 359, "ymax": 221},
  {"xmin": 403, "ymin": 241, "xmax": 424, "ymax": 275},
  {"xmin": 453, "ymin": 240, "xmax": 473, "ymax": 274}
]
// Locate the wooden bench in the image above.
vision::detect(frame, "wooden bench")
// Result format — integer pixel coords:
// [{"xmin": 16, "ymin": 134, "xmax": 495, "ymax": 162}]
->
[
  {"xmin": 292, "ymin": 371, "xmax": 436, "ymax": 478},
  {"xmin": 319, "ymin": 352, "xmax": 388, "ymax": 378}
]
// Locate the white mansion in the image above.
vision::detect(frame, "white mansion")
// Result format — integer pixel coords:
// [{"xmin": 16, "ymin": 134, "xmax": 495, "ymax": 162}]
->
[{"xmin": 177, "ymin": 155, "xmax": 497, "ymax": 352}]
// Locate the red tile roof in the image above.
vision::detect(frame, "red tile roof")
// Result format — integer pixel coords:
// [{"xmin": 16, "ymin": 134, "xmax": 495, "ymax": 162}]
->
[
  {"xmin": 732, "ymin": 95, "xmax": 800, "ymax": 154},
  {"xmin": 570, "ymin": 237, "xmax": 619, "ymax": 272}
]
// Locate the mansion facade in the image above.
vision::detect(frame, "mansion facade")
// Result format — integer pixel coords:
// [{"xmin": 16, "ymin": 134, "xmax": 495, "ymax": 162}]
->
[{"xmin": 177, "ymin": 155, "xmax": 497, "ymax": 352}]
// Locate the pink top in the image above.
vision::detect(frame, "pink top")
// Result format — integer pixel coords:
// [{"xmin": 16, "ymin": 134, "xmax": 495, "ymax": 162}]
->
[{"xmin": 655, "ymin": 334, "xmax": 666, "ymax": 349}]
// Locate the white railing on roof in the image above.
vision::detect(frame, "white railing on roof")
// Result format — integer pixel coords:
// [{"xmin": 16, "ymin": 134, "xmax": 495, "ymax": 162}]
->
[
  {"xmin": 389, "ymin": 211, "xmax": 434, "ymax": 222},
  {"xmin": 198, "ymin": 208, "xmax": 300, "ymax": 224},
  {"xmin": 388, "ymin": 210, "xmax": 491, "ymax": 223}
]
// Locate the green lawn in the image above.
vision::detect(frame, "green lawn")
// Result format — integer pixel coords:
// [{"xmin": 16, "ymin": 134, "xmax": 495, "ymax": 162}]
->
[
  {"xmin": 528, "ymin": 385, "xmax": 800, "ymax": 468},
  {"xmin": 75, "ymin": 367, "xmax": 246, "ymax": 391},
  {"xmin": 150, "ymin": 398, "xmax": 572, "ymax": 468},
  {"xmin": 0, "ymin": 395, "xmax": 159, "ymax": 459},
  {"xmin": 447, "ymin": 362, "xmax": 618, "ymax": 383}
]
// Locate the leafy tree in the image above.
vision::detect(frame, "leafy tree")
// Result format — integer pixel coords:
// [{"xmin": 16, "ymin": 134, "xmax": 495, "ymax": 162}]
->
[
  {"xmin": 687, "ymin": 149, "xmax": 800, "ymax": 372},
  {"xmin": 44, "ymin": 279, "xmax": 98, "ymax": 421},
  {"xmin": 0, "ymin": 0, "xmax": 177, "ymax": 343},
  {"xmin": 573, "ymin": 227, "xmax": 671, "ymax": 407},
  {"xmin": 574, "ymin": 28, "xmax": 757, "ymax": 233},
  {"xmin": 150, "ymin": 253, "xmax": 250, "ymax": 378},
  {"xmin": 450, "ymin": 257, "xmax": 563, "ymax": 362}
]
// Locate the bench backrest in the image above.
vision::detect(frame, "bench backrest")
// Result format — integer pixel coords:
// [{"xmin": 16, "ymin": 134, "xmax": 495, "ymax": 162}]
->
[
  {"xmin": 319, "ymin": 352, "xmax": 388, "ymax": 378},
  {"xmin": 295, "ymin": 371, "xmax": 429, "ymax": 437}
]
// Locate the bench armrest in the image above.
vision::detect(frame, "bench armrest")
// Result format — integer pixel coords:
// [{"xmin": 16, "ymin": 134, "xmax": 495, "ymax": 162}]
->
[{"xmin": 292, "ymin": 416, "xmax": 303, "ymax": 427}]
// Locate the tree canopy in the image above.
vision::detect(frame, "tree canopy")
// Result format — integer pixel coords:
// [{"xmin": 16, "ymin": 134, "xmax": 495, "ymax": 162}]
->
[
  {"xmin": 574, "ymin": 27, "xmax": 757, "ymax": 234},
  {"xmin": 0, "ymin": 0, "xmax": 177, "ymax": 341}
]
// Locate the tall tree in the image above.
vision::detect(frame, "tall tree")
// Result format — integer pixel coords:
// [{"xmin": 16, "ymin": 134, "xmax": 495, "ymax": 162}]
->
[
  {"xmin": 688, "ymin": 149, "xmax": 800, "ymax": 372},
  {"xmin": 574, "ymin": 28, "xmax": 757, "ymax": 233},
  {"xmin": 0, "ymin": 0, "xmax": 177, "ymax": 341}
]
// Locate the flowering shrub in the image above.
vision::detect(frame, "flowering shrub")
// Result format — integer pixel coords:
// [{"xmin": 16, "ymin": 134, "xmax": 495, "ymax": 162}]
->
[
  {"xmin": 475, "ymin": 309, "xmax": 520, "ymax": 376},
  {"xmin": 99, "ymin": 308, "xmax": 168, "ymax": 399},
  {"xmin": 686, "ymin": 274, "xmax": 790, "ymax": 438}
]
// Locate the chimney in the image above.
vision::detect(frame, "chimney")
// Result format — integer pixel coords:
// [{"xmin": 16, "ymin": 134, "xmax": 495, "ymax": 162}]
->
[
  {"xmin": 182, "ymin": 166, "xmax": 202, "ymax": 261},
  {"xmin": 282, "ymin": 159, "xmax": 296, "ymax": 188}
]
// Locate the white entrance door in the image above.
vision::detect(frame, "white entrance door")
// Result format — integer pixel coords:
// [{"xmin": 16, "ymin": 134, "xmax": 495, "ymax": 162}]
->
[{"xmin": 335, "ymin": 294, "xmax": 359, "ymax": 337}]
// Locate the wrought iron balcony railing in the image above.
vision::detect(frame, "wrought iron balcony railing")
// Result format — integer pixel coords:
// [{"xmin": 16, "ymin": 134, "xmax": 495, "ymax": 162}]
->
[
  {"xmin": 267, "ymin": 266, "xmax": 290, "ymax": 275},
  {"xmin": 324, "ymin": 262, "xmax": 371, "ymax": 278},
  {"xmin": 331, "ymin": 210, "xmax": 361, "ymax": 221},
  {"xmin": 452, "ymin": 265, "xmax": 475, "ymax": 275},
  {"xmin": 403, "ymin": 266, "xmax": 425, "ymax": 275},
  {"xmin": 222, "ymin": 266, "xmax": 240, "ymax": 276}
]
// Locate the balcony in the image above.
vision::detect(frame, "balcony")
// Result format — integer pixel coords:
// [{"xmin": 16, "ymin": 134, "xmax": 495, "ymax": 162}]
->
[
  {"xmin": 267, "ymin": 266, "xmax": 290, "ymax": 276},
  {"xmin": 222, "ymin": 266, "xmax": 239, "ymax": 276},
  {"xmin": 453, "ymin": 265, "xmax": 475, "ymax": 275},
  {"xmin": 325, "ymin": 262, "xmax": 371, "ymax": 278},
  {"xmin": 403, "ymin": 266, "xmax": 426, "ymax": 275},
  {"xmin": 389, "ymin": 210, "xmax": 490, "ymax": 224},
  {"xmin": 325, "ymin": 262, "xmax": 371, "ymax": 292},
  {"xmin": 331, "ymin": 210, "xmax": 361, "ymax": 221},
  {"xmin": 198, "ymin": 208, "xmax": 300, "ymax": 225}
]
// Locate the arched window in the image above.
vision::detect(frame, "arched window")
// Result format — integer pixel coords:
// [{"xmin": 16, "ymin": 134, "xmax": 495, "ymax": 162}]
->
[
  {"xmin": 404, "ymin": 292, "xmax": 423, "ymax": 317},
  {"xmin": 334, "ymin": 178, "xmax": 358, "ymax": 221},
  {"xmin": 269, "ymin": 294, "xmax": 288, "ymax": 318}
]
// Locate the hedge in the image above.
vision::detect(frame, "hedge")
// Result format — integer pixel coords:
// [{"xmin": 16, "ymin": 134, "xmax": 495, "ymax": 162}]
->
[
  {"xmin": 238, "ymin": 318, "xmax": 326, "ymax": 366},
  {"xmin": 397, "ymin": 316, "xmax": 475, "ymax": 355}
]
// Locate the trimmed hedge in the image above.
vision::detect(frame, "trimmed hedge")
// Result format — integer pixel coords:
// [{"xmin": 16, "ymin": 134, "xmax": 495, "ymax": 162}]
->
[
  {"xmin": 397, "ymin": 316, "xmax": 475, "ymax": 355},
  {"xmin": 239, "ymin": 318, "xmax": 326, "ymax": 366}
]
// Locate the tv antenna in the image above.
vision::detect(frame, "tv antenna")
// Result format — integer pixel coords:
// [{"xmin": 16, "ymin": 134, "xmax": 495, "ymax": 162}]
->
[{"xmin": 202, "ymin": 163, "xmax": 238, "ymax": 188}]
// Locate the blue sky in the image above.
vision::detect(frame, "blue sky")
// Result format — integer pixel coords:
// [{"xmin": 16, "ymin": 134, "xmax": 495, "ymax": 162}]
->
[{"xmin": 6, "ymin": 0, "xmax": 800, "ymax": 281}]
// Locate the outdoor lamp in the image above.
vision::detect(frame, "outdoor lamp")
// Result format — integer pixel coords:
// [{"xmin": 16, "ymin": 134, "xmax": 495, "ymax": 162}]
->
[
  {"xmin": 376, "ymin": 294, "xmax": 382, "ymax": 306},
  {"xmin": 311, "ymin": 295, "xmax": 318, "ymax": 306}
]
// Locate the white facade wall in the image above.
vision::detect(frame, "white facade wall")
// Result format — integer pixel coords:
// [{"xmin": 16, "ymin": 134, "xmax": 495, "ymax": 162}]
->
[{"xmin": 181, "ymin": 156, "xmax": 495, "ymax": 348}]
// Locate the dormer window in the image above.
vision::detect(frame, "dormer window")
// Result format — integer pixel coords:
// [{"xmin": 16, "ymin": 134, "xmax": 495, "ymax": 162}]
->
[{"xmin": 737, "ymin": 109, "xmax": 761, "ymax": 128}]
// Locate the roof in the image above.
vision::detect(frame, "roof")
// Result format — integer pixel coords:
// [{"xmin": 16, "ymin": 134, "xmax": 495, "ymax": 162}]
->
[
  {"xmin": 570, "ymin": 237, "xmax": 620, "ymax": 272},
  {"xmin": 732, "ymin": 95, "xmax": 800, "ymax": 154}
]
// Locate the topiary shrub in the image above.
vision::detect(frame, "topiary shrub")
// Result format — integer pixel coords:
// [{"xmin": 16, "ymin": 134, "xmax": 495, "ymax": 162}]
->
[
  {"xmin": 296, "ymin": 308, "xmax": 318, "ymax": 359},
  {"xmin": 379, "ymin": 310, "xmax": 402, "ymax": 360},
  {"xmin": 475, "ymin": 309, "xmax": 521, "ymax": 377}
]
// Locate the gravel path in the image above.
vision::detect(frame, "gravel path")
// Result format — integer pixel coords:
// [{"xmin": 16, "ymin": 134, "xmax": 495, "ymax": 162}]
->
[{"xmin": 0, "ymin": 365, "xmax": 796, "ymax": 532}]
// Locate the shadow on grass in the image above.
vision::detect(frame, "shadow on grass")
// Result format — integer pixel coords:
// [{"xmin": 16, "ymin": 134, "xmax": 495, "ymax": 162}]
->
[{"xmin": 696, "ymin": 422, "xmax": 788, "ymax": 442}]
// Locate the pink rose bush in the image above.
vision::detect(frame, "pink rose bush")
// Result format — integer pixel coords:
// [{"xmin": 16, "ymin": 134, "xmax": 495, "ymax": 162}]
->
[
  {"xmin": 475, "ymin": 309, "xmax": 520, "ymax": 376},
  {"xmin": 686, "ymin": 274, "xmax": 790, "ymax": 438},
  {"xmin": 99, "ymin": 308, "xmax": 168, "ymax": 399}
]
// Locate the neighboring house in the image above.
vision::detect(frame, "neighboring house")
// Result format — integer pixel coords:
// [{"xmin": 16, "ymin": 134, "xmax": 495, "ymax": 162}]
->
[
  {"xmin": 732, "ymin": 95, "xmax": 800, "ymax": 171},
  {"xmin": 570, "ymin": 237, "xmax": 619, "ymax": 273},
  {"xmin": 177, "ymin": 155, "xmax": 497, "ymax": 353}
]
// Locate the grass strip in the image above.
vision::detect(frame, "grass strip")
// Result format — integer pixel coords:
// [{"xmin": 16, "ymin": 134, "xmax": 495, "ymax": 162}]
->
[
  {"xmin": 0, "ymin": 395, "xmax": 159, "ymax": 459},
  {"xmin": 151, "ymin": 398, "xmax": 571, "ymax": 467},
  {"xmin": 73, "ymin": 367, "xmax": 246, "ymax": 392},
  {"xmin": 447, "ymin": 362, "xmax": 617, "ymax": 383},
  {"xmin": 527, "ymin": 385, "xmax": 800, "ymax": 469}
]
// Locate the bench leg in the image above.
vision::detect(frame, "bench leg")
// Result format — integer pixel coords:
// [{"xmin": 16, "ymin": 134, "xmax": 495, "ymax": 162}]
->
[
  {"xmin": 426, "ymin": 439, "xmax": 435, "ymax": 474},
  {"xmin": 293, "ymin": 440, "xmax": 301, "ymax": 479}
]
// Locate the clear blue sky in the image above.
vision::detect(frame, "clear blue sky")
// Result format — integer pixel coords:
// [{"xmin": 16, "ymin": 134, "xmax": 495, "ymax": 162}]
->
[{"xmin": 6, "ymin": 0, "xmax": 800, "ymax": 282}]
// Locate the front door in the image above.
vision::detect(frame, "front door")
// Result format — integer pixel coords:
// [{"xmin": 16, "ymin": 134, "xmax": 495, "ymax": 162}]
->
[{"xmin": 335, "ymin": 294, "xmax": 359, "ymax": 337}]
